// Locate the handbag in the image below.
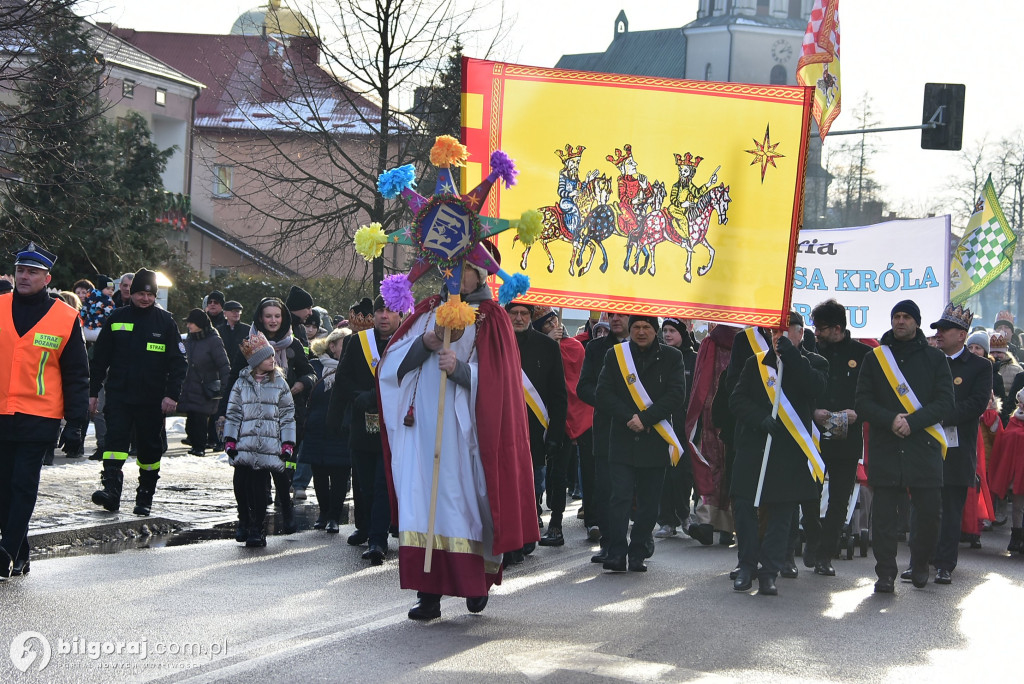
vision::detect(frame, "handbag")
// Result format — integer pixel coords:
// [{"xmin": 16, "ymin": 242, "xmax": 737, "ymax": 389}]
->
[{"xmin": 201, "ymin": 378, "xmax": 222, "ymax": 400}]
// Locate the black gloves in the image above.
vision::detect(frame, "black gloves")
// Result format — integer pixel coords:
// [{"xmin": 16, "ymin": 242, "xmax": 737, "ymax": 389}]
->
[
  {"xmin": 760, "ymin": 415, "xmax": 786, "ymax": 438},
  {"xmin": 58, "ymin": 423, "xmax": 83, "ymax": 456},
  {"xmin": 774, "ymin": 333, "xmax": 798, "ymax": 360}
]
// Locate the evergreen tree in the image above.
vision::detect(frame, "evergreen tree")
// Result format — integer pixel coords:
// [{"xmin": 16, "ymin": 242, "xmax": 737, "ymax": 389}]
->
[{"xmin": 0, "ymin": 3, "xmax": 173, "ymax": 284}]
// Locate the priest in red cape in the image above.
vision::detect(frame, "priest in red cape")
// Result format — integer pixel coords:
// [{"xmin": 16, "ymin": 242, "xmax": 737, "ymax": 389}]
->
[{"xmin": 378, "ymin": 257, "xmax": 539, "ymax": 621}]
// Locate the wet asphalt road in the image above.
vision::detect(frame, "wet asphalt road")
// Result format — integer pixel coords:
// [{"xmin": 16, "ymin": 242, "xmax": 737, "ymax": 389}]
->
[{"xmin": 2, "ymin": 515, "xmax": 1023, "ymax": 683}]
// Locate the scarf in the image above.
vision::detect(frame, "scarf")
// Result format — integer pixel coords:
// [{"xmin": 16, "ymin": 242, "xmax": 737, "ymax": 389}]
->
[{"xmin": 319, "ymin": 354, "xmax": 339, "ymax": 390}]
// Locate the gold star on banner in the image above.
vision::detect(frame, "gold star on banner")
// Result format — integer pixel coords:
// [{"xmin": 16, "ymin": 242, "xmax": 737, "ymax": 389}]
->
[
  {"xmin": 442, "ymin": 268, "xmax": 454, "ymax": 279},
  {"xmin": 746, "ymin": 124, "xmax": 785, "ymax": 183}
]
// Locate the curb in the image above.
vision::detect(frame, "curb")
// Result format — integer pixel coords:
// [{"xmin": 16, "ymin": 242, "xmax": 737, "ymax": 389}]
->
[{"xmin": 28, "ymin": 516, "xmax": 182, "ymax": 549}]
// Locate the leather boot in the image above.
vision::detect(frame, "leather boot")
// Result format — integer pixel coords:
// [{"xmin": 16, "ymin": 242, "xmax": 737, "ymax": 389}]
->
[
  {"xmin": 1008, "ymin": 528, "xmax": 1023, "ymax": 553},
  {"xmin": 280, "ymin": 496, "xmax": 297, "ymax": 534},
  {"xmin": 91, "ymin": 461, "xmax": 123, "ymax": 512},
  {"xmin": 133, "ymin": 469, "xmax": 160, "ymax": 516},
  {"xmin": 780, "ymin": 550, "xmax": 799, "ymax": 578}
]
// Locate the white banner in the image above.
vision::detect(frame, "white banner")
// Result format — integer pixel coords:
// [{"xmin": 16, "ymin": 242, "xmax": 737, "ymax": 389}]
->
[{"xmin": 792, "ymin": 217, "xmax": 951, "ymax": 339}]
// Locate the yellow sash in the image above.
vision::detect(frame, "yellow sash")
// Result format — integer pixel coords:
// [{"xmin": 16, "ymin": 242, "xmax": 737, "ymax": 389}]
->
[
  {"xmin": 613, "ymin": 342, "xmax": 683, "ymax": 466},
  {"xmin": 755, "ymin": 352, "xmax": 826, "ymax": 483},
  {"xmin": 745, "ymin": 326, "xmax": 770, "ymax": 354},
  {"xmin": 521, "ymin": 369, "xmax": 549, "ymax": 431},
  {"xmin": 871, "ymin": 345, "xmax": 948, "ymax": 459},
  {"xmin": 358, "ymin": 329, "xmax": 380, "ymax": 375}
]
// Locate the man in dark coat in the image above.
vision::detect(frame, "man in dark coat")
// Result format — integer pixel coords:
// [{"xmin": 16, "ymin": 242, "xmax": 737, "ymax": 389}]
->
[
  {"xmin": 204, "ymin": 290, "xmax": 226, "ymax": 329},
  {"xmin": 855, "ymin": 300, "xmax": 955, "ymax": 593},
  {"xmin": 929, "ymin": 303, "xmax": 991, "ymax": 584},
  {"xmin": 89, "ymin": 268, "xmax": 187, "ymax": 517},
  {"xmin": 811, "ymin": 299, "xmax": 873, "ymax": 577},
  {"xmin": 577, "ymin": 312, "xmax": 630, "ymax": 559},
  {"xmin": 506, "ymin": 302, "xmax": 568, "ymax": 545},
  {"xmin": 285, "ymin": 285, "xmax": 312, "ymax": 349},
  {"xmin": 335, "ymin": 295, "xmax": 400, "ymax": 564},
  {"xmin": 212, "ymin": 300, "xmax": 246, "ymax": 450},
  {"xmin": 729, "ymin": 323, "xmax": 826, "ymax": 595},
  {"xmin": 596, "ymin": 315, "xmax": 686, "ymax": 573}
]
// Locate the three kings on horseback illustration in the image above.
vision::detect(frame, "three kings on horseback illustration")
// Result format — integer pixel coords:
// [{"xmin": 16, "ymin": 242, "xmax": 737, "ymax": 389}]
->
[{"xmin": 515, "ymin": 142, "xmax": 732, "ymax": 283}]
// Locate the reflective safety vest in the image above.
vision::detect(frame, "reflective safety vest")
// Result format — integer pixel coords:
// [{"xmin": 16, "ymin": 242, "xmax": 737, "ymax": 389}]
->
[{"xmin": 0, "ymin": 294, "xmax": 79, "ymax": 419}]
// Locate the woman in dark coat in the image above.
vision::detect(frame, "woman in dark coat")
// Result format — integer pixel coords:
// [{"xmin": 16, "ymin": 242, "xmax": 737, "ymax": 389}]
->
[
  {"xmin": 178, "ymin": 309, "xmax": 230, "ymax": 456},
  {"xmin": 299, "ymin": 328, "xmax": 352, "ymax": 532}
]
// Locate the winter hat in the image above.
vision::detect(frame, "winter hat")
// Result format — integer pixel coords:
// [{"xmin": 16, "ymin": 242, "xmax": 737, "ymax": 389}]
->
[
  {"xmin": 0, "ymin": 280, "xmax": 13, "ymax": 294},
  {"xmin": 533, "ymin": 311, "xmax": 558, "ymax": 332},
  {"xmin": 223, "ymin": 300, "xmax": 243, "ymax": 312},
  {"xmin": 94, "ymin": 274, "xmax": 114, "ymax": 291},
  {"xmin": 352, "ymin": 297, "xmax": 373, "ymax": 317},
  {"xmin": 205, "ymin": 290, "xmax": 225, "ymax": 306},
  {"xmin": 662, "ymin": 318, "xmax": 687, "ymax": 336},
  {"xmin": 890, "ymin": 299, "xmax": 921, "ymax": 326},
  {"xmin": 787, "ymin": 310, "xmax": 805, "ymax": 328},
  {"xmin": 129, "ymin": 268, "xmax": 159, "ymax": 294},
  {"xmin": 186, "ymin": 308, "xmax": 211, "ymax": 329},
  {"xmin": 240, "ymin": 331, "xmax": 275, "ymax": 368},
  {"xmin": 628, "ymin": 315, "xmax": 660, "ymax": 332},
  {"xmin": 373, "ymin": 294, "xmax": 387, "ymax": 312},
  {"xmin": 505, "ymin": 301, "xmax": 535, "ymax": 315},
  {"xmin": 995, "ymin": 310, "xmax": 1015, "ymax": 331},
  {"xmin": 991, "ymin": 332, "xmax": 1009, "ymax": 353},
  {"xmin": 285, "ymin": 285, "xmax": 313, "ymax": 311},
  {"xmin": 304, "ymin": 309, "xmax": 321, "ymax": 328},
  {"xmin": 966, "ymin": 330, "xmax": 990, "ymax": 355}
]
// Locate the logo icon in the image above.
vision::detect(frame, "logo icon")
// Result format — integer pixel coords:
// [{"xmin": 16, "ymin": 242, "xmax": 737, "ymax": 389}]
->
[{"xmin": 10, "ymin": 631, "xmax": 51, "ymax": 673}]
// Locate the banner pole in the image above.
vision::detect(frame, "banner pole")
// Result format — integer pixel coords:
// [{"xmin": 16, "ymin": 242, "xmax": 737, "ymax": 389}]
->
[{"xmin": 754, "ymin": 354, "xmax": 783, "ymax": 507}]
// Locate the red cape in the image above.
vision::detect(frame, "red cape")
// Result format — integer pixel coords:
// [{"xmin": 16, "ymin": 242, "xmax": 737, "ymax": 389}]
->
[
  {"xmin": 684, "ymin": 324, "xmax": 737, "ymax": 502},
  {"xmin": 379, "ymin": 295, "xmax": 539, "ymax": 557},
  {"xmin": 560, "ymin": 336, "xmax": 592, "ymax": 439}
]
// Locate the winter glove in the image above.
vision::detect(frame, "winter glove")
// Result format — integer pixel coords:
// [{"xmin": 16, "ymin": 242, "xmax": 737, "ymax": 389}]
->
[
  {"xmin": 224, "ymin": 441, "xmax": 238, "ymax": 457},
  {"xmin": 774, "ymin": 333, "xmax": 798, "ymax": 361},
  {"xmin": 760, "ymin": 415, "xmax": 786, "ymax": 438},
  {"xmin": 280, "ymin": 442, "xmax": 295, "ymax": 462},
  {"xmin": 58, "ymin": 423, "xmax": 83, "ymax": 456}
]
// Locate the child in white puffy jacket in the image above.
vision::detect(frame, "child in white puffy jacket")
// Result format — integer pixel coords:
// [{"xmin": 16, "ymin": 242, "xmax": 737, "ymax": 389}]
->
[{"xmin": 223, "ymin": 332, "xmax": 296, "ymax": 547}]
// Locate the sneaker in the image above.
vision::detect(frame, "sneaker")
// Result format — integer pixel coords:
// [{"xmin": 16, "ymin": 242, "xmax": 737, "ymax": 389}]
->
[
  {"xmin": 293, "ymin": 488, "xmax": 307, "ymax": 501},
  {"xmin": 653, "ymin": 525, "xmax": 677, "ymax": 538},
  {"xmin": 587, "ymin": 526, "xmax": 601, "ymax": 542}
]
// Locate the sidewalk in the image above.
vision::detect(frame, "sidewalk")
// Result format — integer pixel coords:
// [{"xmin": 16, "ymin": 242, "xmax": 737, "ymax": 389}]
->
[{"xmin": 29, "ymin": 417, "xmax": 261, "ymax": 552}]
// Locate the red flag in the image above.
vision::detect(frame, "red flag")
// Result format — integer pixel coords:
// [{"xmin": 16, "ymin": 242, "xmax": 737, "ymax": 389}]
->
[{"xmin": 796, "ymin": 0, "xmax": 841, "ymax": 141}]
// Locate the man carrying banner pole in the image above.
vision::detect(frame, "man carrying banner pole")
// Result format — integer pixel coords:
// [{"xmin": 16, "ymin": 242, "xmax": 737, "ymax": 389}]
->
[
  {"xmin": 855, "ymin": 300, "xmax": 954, "ymax": 594},
  {"xmin": 729, "ymin": 321, "xmax": 826, "ymax": 596}
]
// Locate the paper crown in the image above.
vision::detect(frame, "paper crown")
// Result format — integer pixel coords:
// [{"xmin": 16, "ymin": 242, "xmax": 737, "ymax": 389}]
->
[
  {"xmin": 355, "ymin": 135, "xmax": 539, "ymax": 318},
  {"xmin": 556, "ymin": 144, "xmax": 585, "ymax": 163},
  {"xmin": 240, "ymin": 331, "xmax": 272, "ymax": 359},
  {"xmin": 995, "ymin": 310, "xmax": 1015, "ymax": 327},
  {"xmin": 605, "ymin": 144, "xmax": 633, "ymax": 167},
  {"xmin": 674, "ymin": 152, "xmax": 703, "ymax": 168},
  {"xmin": 991, "ymin": 332, "xmax": 1009, "ymax": 351},
  {"xmin": 931, "ymin": 302, "xmax": 974, "ymax": 331}
]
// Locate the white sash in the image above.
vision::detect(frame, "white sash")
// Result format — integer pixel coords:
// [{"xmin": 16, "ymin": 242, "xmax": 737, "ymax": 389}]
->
[
  {"xmin": 613, "ymin": 343, "xmax": 684, "ymax": 466},
  {"xmin": 872, "ymin": 345, "xmax": 948, "ymax": 458},
  {"xmin": 756, "ymin": 352, "xmax": 826, "ymax": 483},
  {"xmin": 521, "ymin": 369, "xmax": 550, "ymax": 432},
  {"xmin": 358, "ymin": 328, "xmax": 380, "ymax": 373}
]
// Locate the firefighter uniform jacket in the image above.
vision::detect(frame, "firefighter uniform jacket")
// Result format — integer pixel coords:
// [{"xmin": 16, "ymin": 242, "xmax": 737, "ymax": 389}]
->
[{"xmin": 90, "ymin": 303, "xmax": 187, "ymax": 404}]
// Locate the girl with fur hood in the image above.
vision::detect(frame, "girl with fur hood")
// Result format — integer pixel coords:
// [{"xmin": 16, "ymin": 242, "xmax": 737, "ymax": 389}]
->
[{"xmin": 223, "ymin": 331, "xmax": 296, "ymax": 547}]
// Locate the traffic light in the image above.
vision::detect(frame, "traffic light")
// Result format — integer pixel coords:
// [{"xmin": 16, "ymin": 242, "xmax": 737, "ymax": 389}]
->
[{"xmin": 921, "ymin": 83, "xmax": 965, "ymax": 151}]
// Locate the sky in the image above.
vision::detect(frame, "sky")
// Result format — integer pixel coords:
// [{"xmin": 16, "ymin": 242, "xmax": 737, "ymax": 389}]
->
[{"xmin": 77, "ymin": 0, "xmax": 1024, "ymax": 229}]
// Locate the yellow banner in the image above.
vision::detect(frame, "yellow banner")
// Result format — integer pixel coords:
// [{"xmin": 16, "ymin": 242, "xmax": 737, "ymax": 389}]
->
[
  {"xmin": 796, "ymin": 0, "xmax": 841, "ymax": 140},
  {"xmin": 462, "ymin": 58, "xmax": 813, "ymax": 327}
]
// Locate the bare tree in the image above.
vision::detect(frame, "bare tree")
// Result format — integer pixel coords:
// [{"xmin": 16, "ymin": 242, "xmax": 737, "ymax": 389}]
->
[
  {"xmin": 946, "ymin": 139, "xmax": 991, "ymax": 233},
  {"xmin": 193, "ymin": 0, "xmax": 509, "ymax": 291},
  {"xmin": 825, "ymin": 96, "xmax": 885, "ymax": 227}
]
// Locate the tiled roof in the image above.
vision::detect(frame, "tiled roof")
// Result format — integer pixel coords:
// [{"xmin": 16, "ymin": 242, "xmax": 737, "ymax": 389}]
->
[
  {"xmin": 556, "ymin": 27, "xmax": 687, "ymax": 79},
  {"xmin": 89, "ymin": 23, "xmax": 204, "ymax": 90},
  {"xmin": 107, "ymin": 29, "xmax": 389, "ymax": 134}
]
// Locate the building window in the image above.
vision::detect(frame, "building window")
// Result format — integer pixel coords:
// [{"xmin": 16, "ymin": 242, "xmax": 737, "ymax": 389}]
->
[
  {"xmin": 757, "ymin": 0, "xmax": 770, "ymax": 16},
  {"xmin": 213, "ymin": 165, "xmax": 233, "ymax": 197},
  {"xmin": 211, "ymin": 267, "xmax": 230, "ymax": 279},
  {"xmin": 155, "ymin": 88, "xmax": 166, "ymax": 106},
  {"xmin": 704, "ymin": 62, "xmax": 713, "ymax": 81},
  {"xmin": 770, "ymin": 64, "xmax": 787, "ymax": 85},
  {"xmin": 122, "ymin": 79, "xmax": 135, "ymax": 99},
  {"xmin": 789, "ymin": 0, "xmax": 803, "ymax": 18}
]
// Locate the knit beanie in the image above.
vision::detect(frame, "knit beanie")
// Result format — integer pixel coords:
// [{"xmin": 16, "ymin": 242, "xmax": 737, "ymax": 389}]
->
[
  {"xmin": 285, "ymin": 285, "xmax": 313, "ymax": 311},
  {"xmin": 966, "ymin": 330, "xmax": 990, "ymax": 355},
  {"xmin": 240, "ymin": 332, "xmax": 275, "ymax": 368},
  {"xmin": 130, "ymin": 268, "xmax": 158, "ymax": 294},
  {"xmin": 890, "ymin": 299, "xmax": 921, "ymax": 326},
  {"xmin": 186, "ymin": 308, "xmax": 211, "ymax": 329},
  {"xmin": 628, "ymin": 315, "xmax": 660, "ymax": 332}
]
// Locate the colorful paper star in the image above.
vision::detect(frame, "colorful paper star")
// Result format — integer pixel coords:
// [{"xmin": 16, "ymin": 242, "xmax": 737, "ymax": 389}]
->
[{"xmin": 746, "ymin": 124, "xmax": 785, "ymax": 183}]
